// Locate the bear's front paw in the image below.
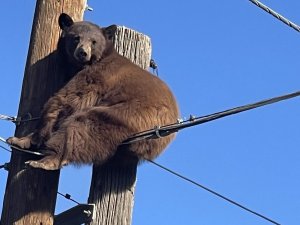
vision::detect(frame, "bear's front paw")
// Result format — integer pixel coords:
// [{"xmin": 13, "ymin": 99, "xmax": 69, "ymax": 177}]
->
[{"xmin": 6, "ymin": 136, "xmax": 32, "ymax": 149}]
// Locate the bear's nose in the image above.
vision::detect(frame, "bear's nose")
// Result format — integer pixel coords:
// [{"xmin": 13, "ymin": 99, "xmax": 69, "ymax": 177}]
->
[
  {"xmin": 78, "ymin": 49, "xmax": 87, "ymax": 58},
  {"xmin": 74, "ymin": 45, "xmax": 91, "ymax": 63}
]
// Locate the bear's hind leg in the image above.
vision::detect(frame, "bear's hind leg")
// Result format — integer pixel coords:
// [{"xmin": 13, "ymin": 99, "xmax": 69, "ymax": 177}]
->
[
  {"xmin": 25, "ymin": 130, "xmax": 68, "ymax": 170},
  {"xmin": 6, "ymin": 133, "xmax": 34, "ymax": 149},
  {"xmin": 26, "ymin": 107, "xmax": 133, "ymax": 170},
  {"xmin": 26, "ymin": 155, "xmax": 68, "ymax": 170},
  {"xmin": 46, "ymin": 108, "xmax": 131, "ymax": 166}
]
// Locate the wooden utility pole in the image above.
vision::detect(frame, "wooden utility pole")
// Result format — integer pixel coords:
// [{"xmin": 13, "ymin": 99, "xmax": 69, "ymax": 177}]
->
[
  {"xmin": 87, "ymin": 27, "xmax": 152, "ymax": 225},
  {"xmin": 1, "ymin": 1, "xmax": 86, "ymax": 225}
]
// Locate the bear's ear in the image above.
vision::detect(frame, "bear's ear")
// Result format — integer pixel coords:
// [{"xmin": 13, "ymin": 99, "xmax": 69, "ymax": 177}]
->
[
  {"xmin": 59, "ymin": 13, "xmax": 74, "ymax": 30},
  {"xmin": 103, "ymin": 25, "xmax": 117, "ymax": 40}
]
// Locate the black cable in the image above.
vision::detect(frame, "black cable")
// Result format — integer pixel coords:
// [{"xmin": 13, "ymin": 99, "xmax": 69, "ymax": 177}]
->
[
  {"xmin": 57, "ymin": 191, "xmax": 80, "ymax": 205},
  {"xmin": 0, "ymin": 142, "xmax": 80, "ymax": 205},
  {"xmin": 2, "ymin": 90, "xmax": 300, "ymax": 147},
  {"xmin": 0, "ymin": 145, "xmax": 12, "ymax": 153},
  {"xmin": 123, "ymin": 90, "xmax": 300, "ymax": 144},
  {"xmin": 0, "ymin": 90, "xmax": 298, "ymax": 224},
  {"xmin": 148, "ymin": 160, "xmax": 280, "ymax": 225}
]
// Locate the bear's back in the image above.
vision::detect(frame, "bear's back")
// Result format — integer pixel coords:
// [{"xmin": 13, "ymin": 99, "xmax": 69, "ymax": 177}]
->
[{"xmin": 98, "ymin": 52, "xmax": 180, "ymax": 159}]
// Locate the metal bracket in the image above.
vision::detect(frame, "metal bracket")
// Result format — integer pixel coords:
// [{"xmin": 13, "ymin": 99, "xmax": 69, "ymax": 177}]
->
[
  {"xmin": 54, "ymin": 204, "xmax": 95, "ymax": 225},
  {"xmin": 0, "ymin": 162, "xmax": 10, "ymax": 171}
]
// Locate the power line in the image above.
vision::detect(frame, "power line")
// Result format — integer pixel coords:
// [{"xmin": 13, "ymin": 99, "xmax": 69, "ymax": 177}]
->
[
  {"xmin": 1, "ymin": 90, "xmax": 298, "ymax": 224},
  {"xmin": 0, "ymin": 139, "xmax": 281, "ymax": 224},
  {"xmin": 249, "ymin": 0, "xmax": 300, "ymax": 32},
  {"xmin": 122, "ymin": 90, "xmax": 300, "ymax": 144},
  {"xmin": 148, "ymin": 160, "xmax": 280, "ymax": 225},
  {"xmin": 0, "ymin": 145, "xmax": 81, "ymax": 205},
  {"xmin": 0, "ymin": 146, "xmax": 80, "ymax": 205},
  {"xmin": 0, "ymin": 145, "xmax": 11, "ymax": 153},
  {"xmin": 1, "ymin": 90, "xmax": 300, "ymax": 155},
  {"xmin": 0, "ymin": 145, "xmax": 81, "ymax": 206}
]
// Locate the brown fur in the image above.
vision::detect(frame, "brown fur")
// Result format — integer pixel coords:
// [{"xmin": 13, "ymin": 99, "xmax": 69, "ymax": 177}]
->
[{"xmin": 7, "ymin": 14, "xmax": 179, "ymax": 170}]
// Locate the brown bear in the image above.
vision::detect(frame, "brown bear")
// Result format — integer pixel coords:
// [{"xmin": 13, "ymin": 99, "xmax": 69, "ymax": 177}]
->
[{"xmin": 7, "ymin": 13, "xmax": 179, "ymax": 170}]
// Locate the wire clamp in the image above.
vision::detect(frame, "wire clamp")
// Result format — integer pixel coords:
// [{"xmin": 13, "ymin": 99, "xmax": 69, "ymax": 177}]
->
[
  {"xmin": 150, "ymin": 59, "xmax": 158, "ymax": 69},
  {"xmin": 177, "ymin": 118, "xmax": 184, "ymax": 124},
  {"xmin": 154, "ymin": 125, "xmax": 162, "ymax": 138},
  {"xmin": 150, "ymin": 59, "xmax": 159, "ymax": 76},
  {"xmin": 189, "ymin": 115, "xmax": 196, "ymax": 121},
  {"xmin": 83, "ymin": 210, "xmax": 92, "ymax": 217}
]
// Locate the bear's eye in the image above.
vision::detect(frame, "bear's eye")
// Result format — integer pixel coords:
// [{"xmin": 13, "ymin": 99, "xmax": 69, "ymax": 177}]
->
[
  {"xmin": 92, "ymin": 40, "xmax": 97, "ymax": 45},
  {"xmin": 73, "ymin": 36, "xmax": 80, "ymax": 43}
]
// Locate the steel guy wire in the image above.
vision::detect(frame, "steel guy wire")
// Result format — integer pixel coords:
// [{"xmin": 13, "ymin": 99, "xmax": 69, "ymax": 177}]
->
[
  {"xmin": 249, "ymin": 0, "xmax": 300, "ymax": 32},
  {"xmin": 148, "ymin": 160, "xmax": 280, "ymax": 225},
  {"xmin": 0, "ymin": 137, "xmax": 43, "ymax": 156},
  {"xmin": 0, "ymin": 114, "xmax": 15, "ymax": 122},
  {"xmin": 0, "ymin": 113, "xmax": 40, "ymax": 124}
]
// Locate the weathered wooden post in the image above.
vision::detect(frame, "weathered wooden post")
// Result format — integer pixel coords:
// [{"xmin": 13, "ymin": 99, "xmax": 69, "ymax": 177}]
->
[
  {"xmin": 87, "ymin": 27, "xmax": 152, "ymax": 225},
  {"xmin": 1, "ymin": 1, "xmax": 86, "ymax": 224}
]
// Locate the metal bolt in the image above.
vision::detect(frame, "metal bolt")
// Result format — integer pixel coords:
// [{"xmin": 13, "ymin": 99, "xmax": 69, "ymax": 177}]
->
[
  {"xmin": 83, "ymin": 210, "xmax": 92, "ymax": 217},
  {"xmin": 85, "ymin": 5, "xmax": 93, "ymax": 11}
]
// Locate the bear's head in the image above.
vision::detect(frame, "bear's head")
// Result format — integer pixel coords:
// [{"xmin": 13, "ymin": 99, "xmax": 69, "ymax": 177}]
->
[{"xmin": 58, "ymin": 13, "xmax": 116, "ymax": 67}]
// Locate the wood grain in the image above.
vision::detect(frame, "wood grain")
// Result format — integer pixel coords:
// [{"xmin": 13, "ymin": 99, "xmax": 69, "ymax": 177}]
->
[
  {"xmin": 87, "ymin": 26, "xmax": 151, "ymax": 225},
  {"xmin": 1, "ymin": 1, "xmax": 86, "ymax": 224}
]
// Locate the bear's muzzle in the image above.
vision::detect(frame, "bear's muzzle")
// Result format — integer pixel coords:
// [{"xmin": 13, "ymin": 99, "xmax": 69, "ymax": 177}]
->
[{"xmin": 74, "ymin": 44, "xmax": 92, "ymax": 63}]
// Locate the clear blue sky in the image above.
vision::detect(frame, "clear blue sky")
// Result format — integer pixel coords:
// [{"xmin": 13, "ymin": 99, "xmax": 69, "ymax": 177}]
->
[{"xmin": 1, "ymin": 1, "xmax": 300, "ymax": 225}]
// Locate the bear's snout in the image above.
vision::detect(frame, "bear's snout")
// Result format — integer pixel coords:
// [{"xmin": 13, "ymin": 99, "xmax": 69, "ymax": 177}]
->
[{"xmin": 74, "ymin": 45, "xmax": 91, "ymax": 63}]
